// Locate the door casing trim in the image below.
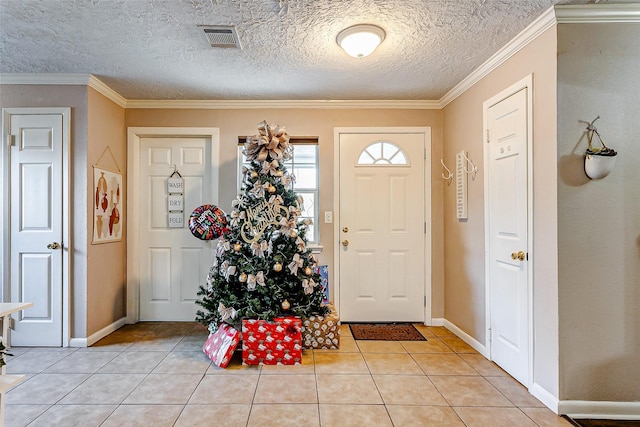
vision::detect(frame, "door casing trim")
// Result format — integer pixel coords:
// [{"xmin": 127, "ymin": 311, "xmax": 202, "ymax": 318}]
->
[
  {"xmin": 1, "ymin": 107, "xmax": 71, "ymax": 346},
  {"xmin": 333, "ymin": 127, "xmax": 432, "ymax": 325},
  {"xmin": 482, "ymin": 74, "xmax": 534, "ymax": 387},
  {"xmin": 126, "ymin": 127, "xmax": 220, "ymax": 323}
]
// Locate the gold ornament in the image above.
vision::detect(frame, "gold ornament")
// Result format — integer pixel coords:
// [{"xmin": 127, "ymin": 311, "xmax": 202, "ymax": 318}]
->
[
  {"xmin": 281, "ymin": 300, "xmax": 290, "ymax": 310},
  {"xmin": 267, "ymin": 185, "xmax": 276, "ymax": 194},
  {"xmin": 233, "ymin": 243, "xmax": 242, "ymax": 252},
  {"xmin": 276, "ymin": 170, "xmax": 283, "ymax": 177},
  {"xmin": 251, "ymin": 171, "xmax": 258, "ymax": 179},
  {"xmin": 239, "ymin": 273, "xmax": 248, "ymax": 283},
  {"xmin": 290, "ymin": 229, "xmax": 298, "ymax": 238},
  {"xmin": 304, "ymin": 267, "xmax": 313, "ymax": 276},
  {"xmin": 273, "ymin": 262, "xmax": 283, "ymax": 272}
]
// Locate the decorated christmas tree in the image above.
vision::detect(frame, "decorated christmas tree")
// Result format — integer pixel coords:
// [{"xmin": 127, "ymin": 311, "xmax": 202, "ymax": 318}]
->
[{"xmin": 196, "ymin": 121, "xmax": 327, "ymax": 332}]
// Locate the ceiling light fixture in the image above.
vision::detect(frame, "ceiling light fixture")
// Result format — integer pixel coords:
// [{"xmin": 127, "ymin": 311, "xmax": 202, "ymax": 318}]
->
[{"xmin": 336, "ymin": 24, "xmax": 385, "ymax": 58}]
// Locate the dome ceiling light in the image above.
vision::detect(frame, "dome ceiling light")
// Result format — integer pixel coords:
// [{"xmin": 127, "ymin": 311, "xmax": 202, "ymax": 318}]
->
[{"xmin": 336, "ymin": 24, "xmax": 386, "ymax": 58}]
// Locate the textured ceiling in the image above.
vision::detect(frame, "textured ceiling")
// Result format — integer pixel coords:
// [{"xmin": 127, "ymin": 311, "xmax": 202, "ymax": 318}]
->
[{"xmin": 0, "ymin": 0, "xmax": 592, "ymax": 100}]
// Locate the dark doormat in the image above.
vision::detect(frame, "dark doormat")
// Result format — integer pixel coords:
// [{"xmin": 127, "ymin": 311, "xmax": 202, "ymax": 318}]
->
[
  {"xmin": 563, "ymin": 418, "xmax": 640, "ymax": 427},
  {"xmin": 348, "ymin": 323, "xmax": 426, "ymax": 341}
]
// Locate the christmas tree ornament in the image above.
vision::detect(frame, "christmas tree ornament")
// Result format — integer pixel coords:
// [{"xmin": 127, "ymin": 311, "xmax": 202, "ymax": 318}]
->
[
  {"xmin": 267, "ymin": 185, "xmax": 276, "ymax": 194},
  {"xmin": 233, "ymin": 243, "xmax": 242, "ymax": 252},
  {"xmin": 290, "ymin": 229, "xmax": 298, "ymax": 238},
  {"xmin": 281, "ymin": 299, "xmax": 291, "ymax": 310},
  {"xmin": 239, "ymin": 272, "xmax": 248, "ymax": 283},
  {"xmin": 251, "ymin": 171, "xmax": 258, "ymax": 179},
  {"xmin": 304, "ymin": 267, "xmax": 313, "ymax": 276},
  {"xmin": 273, "ymin": 261, "xmax": 283, "ymax": 272}
]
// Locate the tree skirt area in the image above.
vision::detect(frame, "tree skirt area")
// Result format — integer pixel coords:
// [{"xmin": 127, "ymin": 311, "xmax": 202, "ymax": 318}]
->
[{"xmin": 348, "ymin": 323, "xmax": 426, "ymax": 341}]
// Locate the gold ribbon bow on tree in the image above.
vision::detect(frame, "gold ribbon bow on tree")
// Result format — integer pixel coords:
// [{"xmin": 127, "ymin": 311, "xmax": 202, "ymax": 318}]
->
[
  {"xmin": 247, "ymin": 271, "xmax": 266, "ymax": 291},
  {"xmin": 229, "ymin": 210, "xmax": 246, "ymax": 227},
  {"xmin": 288, "ymin": 254, "xmax": 304, "ymax": 275},
  {"xmin": 268, "ymin": 195, "xmax": 283, "ymax": 206},
  {"xmin": 220, "ymin": 261, "xmax": 237, "ymax": 281},
  {"xmin": 302, "ymin": 278, "xmax": 317, "ymax": 295},
  {"xmin": 218, "ymin": 302, "xmax": 237, "ymax": 321},
  {"xmin": 261, "ymin": 160, "xmax": 280, "ymax": 176},
  {"xmin": 251, "ymin": 240, "xmax": 269, "ymax": 257},
  {"xmin": 244, "ymin": 121, "xmax": 293, "ymax": 163}
]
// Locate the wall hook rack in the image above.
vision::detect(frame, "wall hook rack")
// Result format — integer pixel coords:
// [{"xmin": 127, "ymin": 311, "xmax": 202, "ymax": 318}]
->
[
  {"xmin": 440, "ymin": 159, "xmax": 454, "ymax": 183},
  {"xmin": 461, "ymin": 151, "xmax": 478, "ymax": 179}
]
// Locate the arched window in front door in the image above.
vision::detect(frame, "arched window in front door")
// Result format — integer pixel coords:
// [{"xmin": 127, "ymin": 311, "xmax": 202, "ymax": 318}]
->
[{"xmin": 357, "ymin": 141, "xmax": 408, "ymax": 165}]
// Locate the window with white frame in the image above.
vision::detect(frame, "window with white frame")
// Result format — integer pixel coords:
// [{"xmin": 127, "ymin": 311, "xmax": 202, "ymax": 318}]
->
[{"xmin": 237, "ymin": 138, "xmax": 319, "ymax": 243}]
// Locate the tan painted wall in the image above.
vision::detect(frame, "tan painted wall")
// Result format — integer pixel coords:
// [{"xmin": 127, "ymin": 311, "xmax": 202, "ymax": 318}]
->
[
  {"xmin": 442, "ymin": 27, "xmax": 559, "ymax": 396},
  {"xmin": 0, "ymin": 84, "xmax": 91, "ymax": 339},
  {"xmin": 557, "ymin": 23, "xmax": 640, "ymax": 402},
  {"xmin": 125, "ymin": 108, "xmax": 446, "ymax": 318},
  {"xmin": 86, "ymin": 87, "xmax": 127, "ymax": 335}
]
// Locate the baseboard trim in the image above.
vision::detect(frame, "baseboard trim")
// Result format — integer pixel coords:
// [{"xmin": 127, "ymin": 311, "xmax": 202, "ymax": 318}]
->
[
  {"xmin": 530, "ymin": 382, "xmax": 559, "ymax": 413},
  {"xmin": 442, "ymin": 318, "xmax": 489, "ymax": 358},
  {"xmin": 559, "ymin": 400, "xmax": 640, "ymax": 420},
  {"xmin": 69, "ymin": 317, "xmax": 126, "ymax": 348},
  {"xmin": 68, "ymin": 338, "xmax": 87, "ymax": 348},
  {"xmin": 430, "ymin": 317, "xmax": 445, "ymax": 327}
]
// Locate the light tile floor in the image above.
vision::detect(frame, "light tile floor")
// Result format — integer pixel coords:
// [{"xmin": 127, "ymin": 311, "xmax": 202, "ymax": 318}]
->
[{"xmin": 5, "ymin": 322, "xmax": 573, "ymax": 426}]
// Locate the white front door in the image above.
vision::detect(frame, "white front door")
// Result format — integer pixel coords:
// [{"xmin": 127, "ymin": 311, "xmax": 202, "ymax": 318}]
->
[
  {"xmin": 338, "ymin": 132, "xmax": 426, "ymax": 322},
  {"xmin": 138, "ymin": 136, "xmax": 214, "ymax": 321},
  {"xmin": 7, "ymin": 112, "xmax": 66, "ymax": 346},
  {"xmin": 485, "ymin": 84, "xmax": 531, "ymax": 386}
]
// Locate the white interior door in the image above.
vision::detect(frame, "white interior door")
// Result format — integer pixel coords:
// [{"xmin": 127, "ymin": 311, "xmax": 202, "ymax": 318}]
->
[
  {"xmin": 486, "ymin": 86, "xmax": 530, "ymax": 385},
  {"xmin": 338, "ymin": 132, "xmax": 425, "ymax": 322},
  {"xmin": 138, "ymin": 136, "xmax": 214, "ymax": 321},
  {"xmin": 8, "ymin": 113, "xmax": 64, "ymax": 346}
]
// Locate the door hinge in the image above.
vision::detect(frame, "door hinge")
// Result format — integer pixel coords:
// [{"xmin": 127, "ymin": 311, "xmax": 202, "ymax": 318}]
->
[
  {"xmin": 9, "ymin": 317, "xmax": 15, "ymax": 330},
  {"xmin": 424, "ymin": 147, "xmax": 427, "ymax": 160},
  {"xmin": 424, "ymin": 295, "xmax": 427, "ymax": 307},
  {"xmin": 486, "ymin": 129, "xmax": 490, "ymax": 143},
  {"xmin": 8, "ymin": 134, "xmax": 16, "ymax": 147},
  {"xmin": 488, "ymin": 327, "xmax": 492, "ymax": 343},
  {"xmin": 424, "ymin": 222, "xmax": 427, "ymax": 234}
]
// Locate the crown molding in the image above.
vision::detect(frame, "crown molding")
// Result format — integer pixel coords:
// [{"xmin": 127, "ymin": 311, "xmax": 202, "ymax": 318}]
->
[
  {"xmin": 124, "ymin": 99, "xmax": 441, "ymax": 109},
  {"xmin": 0, "ymin": 73, "xmax": 127, "ymax": 108},
  {"xmin": 555, "ymin": 4, "xmax": 640, "ymax": 23},
  {"xmin": 87, "ymin": 76, "xmax": 127, "ymax": 108},
  {"xmin": 440, "ymin": 6, "xmax": 557, "ymax": 108},
  {"xmin": 440, "ymin": 4, "xmax": 640, "ymax": 107},
  {"xmin": 0, "ymin": 72, "xmax": 91, "ymax": 86}
]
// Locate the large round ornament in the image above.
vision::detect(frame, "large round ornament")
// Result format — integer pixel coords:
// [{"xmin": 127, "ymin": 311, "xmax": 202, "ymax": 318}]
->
[{"xmin": 188, "ymin": 205, "xmax": 227, "ymax": 240}]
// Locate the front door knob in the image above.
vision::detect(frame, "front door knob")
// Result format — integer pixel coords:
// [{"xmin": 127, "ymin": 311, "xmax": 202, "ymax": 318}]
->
[
  {"xmin": 47, "ymin": 242, "xmax": 61, "ymax": 250},
  {"xmin": 511, "ymin": 251, "xmax": 525, "ymax": 261},
  {"xmin": 342, "ymin": 240, "xmax": 349, "ymax": 247}
]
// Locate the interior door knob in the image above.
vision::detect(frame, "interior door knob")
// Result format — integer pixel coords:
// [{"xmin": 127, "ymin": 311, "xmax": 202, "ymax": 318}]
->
[
  {"xmin": 342, "ymin": 240, "xmax": 349, "ymax": 247},
  {"xmin": 47, "ymin": 242, "xmax": 61, "ymax": 250},
  {"xmin": 511, "ymin": 251, "xmax": 525, "ymax": 261}
]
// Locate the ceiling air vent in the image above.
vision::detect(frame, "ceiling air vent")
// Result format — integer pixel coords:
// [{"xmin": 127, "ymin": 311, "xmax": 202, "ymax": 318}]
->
[{"xmin": 199, "ymin": 25, "xmax": 241, "ymax": 49}]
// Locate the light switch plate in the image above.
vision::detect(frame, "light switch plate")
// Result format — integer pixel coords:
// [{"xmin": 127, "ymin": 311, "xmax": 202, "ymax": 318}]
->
[{"xmin": 324, "ymin": 211, "xmax": 333, "ymax": 223}]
